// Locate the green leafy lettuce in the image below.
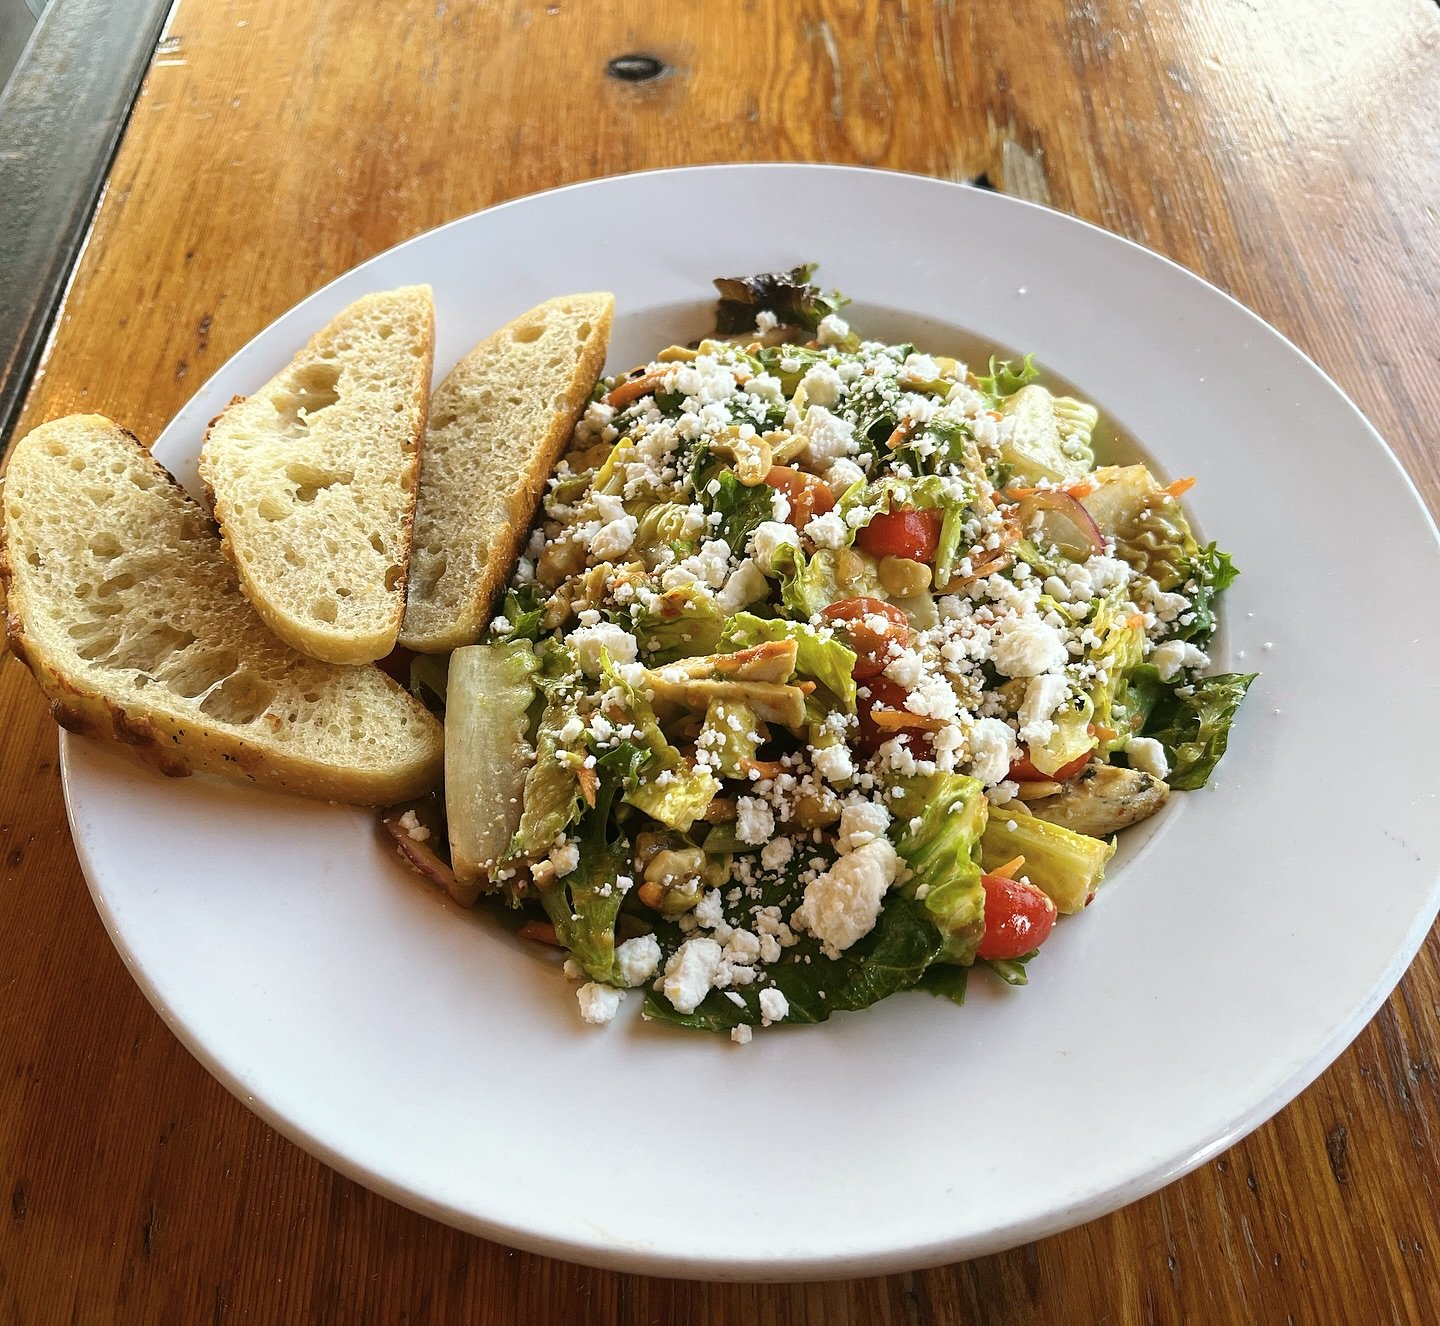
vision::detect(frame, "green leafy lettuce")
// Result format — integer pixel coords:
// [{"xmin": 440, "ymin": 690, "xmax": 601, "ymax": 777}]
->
[
  {"xmin": 891, "ymin": 772, "xmax": 989, "ymax": 964},
  {"xmin": 979, "ymin": 814, "xmax": 1115, "ymax": 914},
  {"xmin": 704, "ymin": 471, "xmax": 774, "ymax": 554},
  {"xmin": 974, "ymin": 353, "xmax": 1039, "ymax": 400},
  {"xmin": 713, "ymin": 264, "xmax": 847, "ymax": 334},
  {"xmin": 1142, "ymin": 671, "xmax": 1256, "ymax": 790},
  {"xmin": 721, "ymin": 611, "xmax": 857, "ymax": 711},
  {"xmin": 535, "ymin": 742, "xmax": 647, "ymax": 983},
  {"xmin": 1171, "ymin": 544, "xmax": 1239, "ymax": 647}
]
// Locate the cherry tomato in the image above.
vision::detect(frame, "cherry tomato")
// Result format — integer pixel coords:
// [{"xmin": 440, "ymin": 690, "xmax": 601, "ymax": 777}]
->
[
  {"xmin": 856, "ymin": 507, "xmax": 944, "ymax": 563},
  {"xmin": 855, "ymin": 676, "xmax": 934, "ymax": 756},
  {"xmin": 1007, "ymin": 748, "xmax": 1093, "ymax": 784},
  {"xmin": 977, "ymin": 874, "xmax": 1057, "ymax": 960},
  {"xmin": 764, "ymin": 465, "xmax": 835, "ymax": 528},
  {"xmin": 820, "ymin": 597, "xmax": 910, "ymax": 679}
]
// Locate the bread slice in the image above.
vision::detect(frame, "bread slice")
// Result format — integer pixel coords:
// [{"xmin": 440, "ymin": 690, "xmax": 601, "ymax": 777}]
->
[
  {"xmin": 400, "ymin": 292, "xmax": 614, "ymax": 653},
  {"xmin": 199, "ymin": 285, "xmax": 435, "ymax": 664},
  {"xmin": 1, "ymin": 416, "xmax": 443, "ymax": 805}
]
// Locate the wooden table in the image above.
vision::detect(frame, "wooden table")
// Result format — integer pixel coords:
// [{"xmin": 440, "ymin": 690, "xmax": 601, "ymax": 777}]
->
[{"xmin": 3, "ymin": 1, "xmax": 1438, "ymax": 1319}]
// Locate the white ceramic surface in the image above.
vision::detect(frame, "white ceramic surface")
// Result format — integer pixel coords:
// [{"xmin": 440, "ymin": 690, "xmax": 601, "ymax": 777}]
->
[{"xmin": 59, "ymin": 165, "xmax": 1440, "ymax": 1280}]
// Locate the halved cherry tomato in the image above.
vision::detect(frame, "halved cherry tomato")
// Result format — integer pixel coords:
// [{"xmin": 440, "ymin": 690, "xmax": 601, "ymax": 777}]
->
[
  {"xmin": 856, "ymin": 507, "xmax": 944, "ymax": 563},
  {"xmin": 855, "ymin": 676, "xmax": 933, "ymax": 757},
  {"xmin": 764, "ymin": 465, "xmax": 835, "ymax": 529},
  {"xmin": 1007, "ymin": 748, "xmax": 1093, "ymax": 784},
  {"xmin": 820, "ymin": 596, "xmax": 910, "ymax": 679},
  {"xmin": 977, "ymin": 873, "xmax": 1057, "ymax": 960}
]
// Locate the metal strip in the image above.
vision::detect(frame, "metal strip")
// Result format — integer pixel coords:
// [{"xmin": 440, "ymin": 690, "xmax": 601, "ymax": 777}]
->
[{"xmin": 0, "ymin": 0, "xmax": 174, "ymax": 451}]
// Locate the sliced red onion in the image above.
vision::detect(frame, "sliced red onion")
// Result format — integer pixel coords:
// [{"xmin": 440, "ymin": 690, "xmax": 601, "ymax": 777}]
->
[
  {"xmin": 1015, "ymin": 490, "xmax": 1105, "ymax": 559},
  {"xmin": 382, "ymin": 811, "xmax": 481, "ymax": 908}
]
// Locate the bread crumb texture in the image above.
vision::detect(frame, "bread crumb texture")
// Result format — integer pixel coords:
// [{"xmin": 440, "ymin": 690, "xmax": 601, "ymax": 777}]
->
[
  {"xmin": 200, "ymin": 285, "xmax": 435, "ymax": 662},
  {"xmin": 401, "ymin": 291, "xmax": 614, "ymax": 652},
  {"xmin": 2, "ymin": 416, "xmax": 441, "ymax": 803}
]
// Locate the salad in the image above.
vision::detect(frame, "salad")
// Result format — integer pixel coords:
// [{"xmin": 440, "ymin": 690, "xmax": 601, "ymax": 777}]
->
[{"xmin": 390, "ymin": 267, "xmax": 1254, "ymax": 1041}]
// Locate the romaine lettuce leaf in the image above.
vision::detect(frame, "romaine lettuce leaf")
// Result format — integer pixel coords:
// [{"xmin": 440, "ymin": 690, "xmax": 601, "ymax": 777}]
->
[
  {"xmin": 973, "ymin": 353, "xmax": 1039, "ymax": 401},
  {"xmin": 721, "ymin": 611, "xmax": 857, "ymax": 711},
  {"xmin": 979, "ymin": 813, "xmax": 1114, "ymax": 914},
  {"xmin": 1142, "ymin": 671, "xmax": 1256, "ymax": 790},
  {"xmin": 631, "ymin": 586, "xmax": 724, "ymax": 663},
  {"xmin": 705, "ymin": 471, "xmax": 774, "ymax": 554},
  {"xmin": 491, "ymin": 583, "xmax": 546, "ymax": 642},
  {"xmin": 891, "ymin": 772, "xmax": 989, "ymax": 964},
  {"xmin": 1171, "ymin": 543, "xmax": 1238, "ymax": 647},
  {"xmin": 536, "ymin": 742, "xmax": 647, "ymax": 983},
  {"xmin": 642, "ymin": 891, "xmax": 944, "ymax": 1030},
  {"xmin": 510, "ymin": 694, "xmax": 585, "ymax": 858},
  {"xmin": 777, "ymin": 545, "xmax": 882, "ymax": 619}
]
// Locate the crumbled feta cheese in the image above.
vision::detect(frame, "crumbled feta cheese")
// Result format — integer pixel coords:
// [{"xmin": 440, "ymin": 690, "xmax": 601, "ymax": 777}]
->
[
  {"xmin": 760, "ymin": 836, "xmax": 795, "ymax": 871},
  {"xmin": 817, "ymin": 313, "xmax": 850, "ymax": 345},
  {"xmin": 489, "ymin": 615, "xmax": 513, "ymax": 636},
  {"xmin": 883, "ymin": 648, "xmax": 925, "ymax": 688},
  {"xmin": 800, "ymin": 362, "xmax": 844, "ymax": 408},
  {"xmin": 751, "ymin": 520, "xmax": 800, "ymax": 574},
  {"xmin": 562, "ymin": 958, "xmax": 583, "ymax": 981},
  {"xmin": 549, "ymin": 840, "xmax": 580, "ymax": 877},
  {"xmin": 805, "ymin": 510, "xmax": 849, "ymax": 549},
  {"xmin": 570, "ymin": 622, "xmax": 639, "ymax": 676},
  {"xmin": 1151, "ymin": 639, "xmax": 1209, "ymax": 681},
  {"xmin": 662, "ymin": 938, "xmax": 724, "ymax": 1014},
  {"xmin": 967, "ymin": 717, "xmax": 1018, "ymax": 786},
  {"xmin": 1017, "ymin": 673, "xmax": 1069, "ymax": 745},
  {"xmin": 795, "ymin": 839, "xmax": 900, "ymax": 957},
  {"xmin": 900, "ymin": 352, "xmax": 941, "ymax": 384},
  {"xmin": 824, "ymin": 455, "xmax": 867, "ymax": 490},
  {"xmin": 1125, "ymin": 736, "xmax": 1170, "ymax": 779},
  {"xmin": 796, "ymin": 405, "xmax": 857, "ymax": 465},
  {"xmin": 736, "ymin": 796, "xmax": 776, "ymax": 845},
  {"xmin": 744, "ymin": 372, "xmax": 785, "ymax": 405},
  {"xmin": 755, "ymin": 309, "xmax": 779, "ymax": 333},
  {"xmin": 577, "ymin": 982, "xmax": 623, "ymax": 1025},
  {"xmin": 837, "ymin": 801, "xmax": 891, "ymax": 853},
  {"xmin": 812, "ymin": 743, "xmax": 855, "ymax": 785},
  {"xmin": 556, "ymin": 714, "xmax": 585, "ymax": 744},
  {"xmin": 591, "ymin": 514, "xmax": 638, "ymax": 562},
  {"xmin": 758, "ymin": 988, "xmax": 789, "ymax": 1026},
  {"xmin": 992, "ymin": 617, "xmax": 1068, "ymax": 677},
  {"xmin": 397, "ymin": 809, "xmax": 431, "ymax": 843},
  {"xmin": 614, "ymin": 934, "xmax": 662, "ymax": 987},
  {"xmin": 731, "ymin": 1024, "xmax": 753, "ymax": 1045},
  {"xmin": 717, "ymin": 558, "xmax": 769, "ymax": 614}
]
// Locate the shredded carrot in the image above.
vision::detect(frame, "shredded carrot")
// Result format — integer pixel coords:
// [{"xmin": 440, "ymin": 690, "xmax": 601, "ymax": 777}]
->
[
  {"xmin": 739, "ymin": 757, "xmax": 786, "ymax": 779},
  {"xmin": 1089, "ymin": 722, "xmax": 1119, "ymax": 742},
  {"xmin": 987, "ymin": 410, "xmax": 1004, "ymax": 422},
  {"xmin": 988, "ymin": 855, "xmax": 1027, "ymax": 881},
  {"xmin": 1127, "ymin": 612, "xmax": 1147, "ymax": 629},
  {"xmin": 1002, "ymin": 485, "xmax": 1039, "ymax": 500},
  {"xmin": 603, "ymin": 368, "xmax": 668, "ymax": 409},
  {"xmin": 1164, "ymin": 475, "xmax": 1197, "ymax": 498},
  {"xmin": 1065, "ymin": 481, "xmax": 1095, "ymax": 499},
  {"xmin": 576, "ymin": 764, "xmax": 598, "ymax": 808},
  {"xmin": 794, "ymin": 679, "xmax": 817, "ymax": 695}
]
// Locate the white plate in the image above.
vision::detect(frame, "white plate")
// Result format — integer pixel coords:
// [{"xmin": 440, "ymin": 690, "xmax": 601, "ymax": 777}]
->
[{"xmin": 61, "ymin": 165, "xmax": 1440, "ymax": 1280}]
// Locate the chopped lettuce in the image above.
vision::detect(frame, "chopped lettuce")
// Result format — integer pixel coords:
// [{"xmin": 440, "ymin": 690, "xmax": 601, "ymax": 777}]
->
[
  {"xmin": 409, "ymin": 653, "xmax": 449, "ymax": 713},
  {"xmin": 891, "ymin": 772, "xmax": 989, "ymax": 964},
  {"xmin": 973, "ymin": 353, "xmax": 1039, "ymax": 401},
  {"xmin": 491, "ymin": 583, "xmax": 547, "ymax": 642},
  {"xmin": 979, "ymin": 813, "xmax": 1114, "ymax": 914},
  {"xmin": 777, "ymin": 545, "xmax": 882, "ymax": 619},
  {"xmin": 713, "ymin": 264, "xmax": 846, "ymax": 334},
  {"xmin": 511, "ymin": 692, "xmax": 585, "ymax": 858},
  {"xmin": 643, "ymin": 891, "xmax": 944, "ymax": 1030},
  {"xmin": 698, "ymin": 699, "xmax": 762, "ymax": 778},
  {"xmin": 1142, "ymin": 671, "xmax": 1256, "ymax": 790},
  {"xmin": 705, "ymin": 471, "xmax": 774, "ymax": 554},
  {"xmin": 536, "ymin": 742, "xmax": 646, "ymax": 983},
  {"xmin": 631, "ymin": 586, "xmax": 724, "ymax": 663},
  {"xmin": 722, "ymin": 611, "xmax": 857, "ymax": 711},
  {"xmin": 444, "ymin": 642, "xmax": 538, "ymax": 882},
  {"xmin": 998, "ymin": 384, "xmax": 1092, "ymax": 483},
  {"xmin": 1171, "ymin": 543, "xmax": 1238, "ymax": 647}
]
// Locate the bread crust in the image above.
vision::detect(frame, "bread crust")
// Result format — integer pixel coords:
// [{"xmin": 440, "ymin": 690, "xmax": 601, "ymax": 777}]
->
[
  {"xmin": 399, "ymin": 292, "xmax": 615, "ymax": 653},
  {"xmin": 3, "ymin": 415, "xmax": 442, "ymax": 804}
]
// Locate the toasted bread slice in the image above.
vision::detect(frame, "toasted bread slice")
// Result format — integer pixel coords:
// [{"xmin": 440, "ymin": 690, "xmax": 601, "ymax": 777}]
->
[
  {"xmin": 199, "ymin": 285, "xmax": 435, "ymax": 664},
  {"xmin": 1, "ymin": 416, "xmax": 442, "ymax": 805},
  {"xmin": 400, "ymin": 292, "xmax": 614, "ymax": 653}
]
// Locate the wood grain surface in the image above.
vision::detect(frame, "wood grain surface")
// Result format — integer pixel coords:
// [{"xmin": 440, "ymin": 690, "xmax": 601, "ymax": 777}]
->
[{"xmin": 4, "ymin": 0, "xmax": 1439, "ymax": 1320}]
